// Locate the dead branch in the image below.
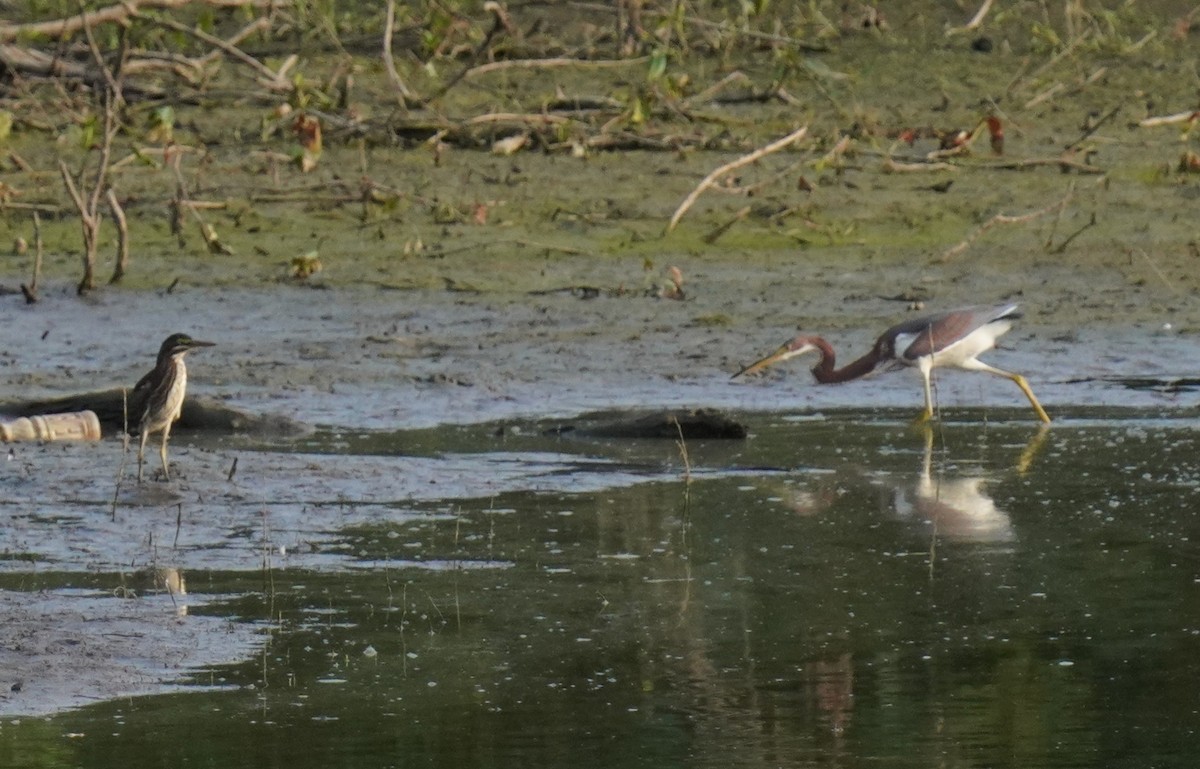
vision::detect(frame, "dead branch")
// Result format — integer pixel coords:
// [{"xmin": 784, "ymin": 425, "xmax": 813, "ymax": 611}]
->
[
  {"xmin": 0, "ymin": 0, "xmax": 278, "ymax": 42},
  {"xmin": 170, "ymin": 162, "xmax": 233, "ymax": 254},
  {"xmin": 383, "ymin": 0, "xmax": 415, "ymax": 108},
  {"xmin": 463, "ymin": 56, "xmax": 648, "ymax": 79},
  {"xmin": 881, "ymin": 158, "xmax": 958, "ymax": 173},
  {"xmin": 946, "ymin": 0, "xmax": 995, "ymax": 35},
  {"xmin": 59, "ymin": 159, "xmax": 100, "ymax": 292},
  {"xmin": 426, "ymin": 1, "xmax": 517, "ymax": 103},
  {"xmin": 1138, "ymin": 110, "xmax": 1200, "ymax": 128},
  {"xmin": 145, "ymin": 13, "xmax": 289, "ymax": 90},
  {"xmin": 79, "ymin": 0, "xmax": 126, "ymax": 105},
  {"xmin": 936, "ymin": 185, "xmax": 1075, "ymax": 262},
  {"xmin": 20, "ymin": 212, "xmax": 43, "ymax": 304},
  {"xmin": 1065, "ymin": 103, "xmax": 1121, "ymax": 150},
  {"xmin": 107, "ymin": 189, "xmax": 129, "ymax": 283},
  {"xmin": 666, "ymin": 125, "xmax": 808, "ymax": 233}
]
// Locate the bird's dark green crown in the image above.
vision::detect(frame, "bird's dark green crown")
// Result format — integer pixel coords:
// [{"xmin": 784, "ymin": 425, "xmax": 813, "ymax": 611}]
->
[{"xmin": 156, "ymin": 333, "xmax": 215, "ymax": 364}]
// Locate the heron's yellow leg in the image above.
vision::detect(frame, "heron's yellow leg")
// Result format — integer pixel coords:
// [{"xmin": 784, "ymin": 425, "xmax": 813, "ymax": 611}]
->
[
  {"xmin": 159, "ymin": 426, "xmax": 172, "ymax": 481},
  {"xmin": 1009, "ymin": 373, "xmax": 1051, "ymax": 424},
  {"xmin": 915, "ymin": 359, "xmax": 937, "ymax": 425},
  {"xmin": 137, "ymin": 430, "xmax": 149, "ymax": 484}
]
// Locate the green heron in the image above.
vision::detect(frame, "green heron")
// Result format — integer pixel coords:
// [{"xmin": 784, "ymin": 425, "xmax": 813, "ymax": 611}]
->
[
  {"xmin": 130, "ymin": 333, "xmax": 215, "ymax": 482},
  {"xmin": 733, "ymin": 303, "xmax": 1051, "ymax": 424}
]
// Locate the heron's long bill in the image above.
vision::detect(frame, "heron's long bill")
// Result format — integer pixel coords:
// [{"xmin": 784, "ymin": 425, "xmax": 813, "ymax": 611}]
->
[{"xmin": 732, "ymin": 344, "xmax": 792, "ymax": 379}]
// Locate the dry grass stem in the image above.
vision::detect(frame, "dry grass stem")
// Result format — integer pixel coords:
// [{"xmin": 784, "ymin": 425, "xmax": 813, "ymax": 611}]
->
[
  {"xmin": 147, "ymin": 13, "xmax": 289, "ymax": 90},
  {"xmin": 1138, "ymin": 110, "xmax": 1200, "ymax": 128},
  {"xmin": 465, "ymin": 56, "xmax": 647, "ymax": 79},
  {"xmin": 946, "ymin": 0, "xmax": 995, "ymax": 35},
  {"xmin": 937, "ymin": 185, "xmax": 1076, "ymax": 262},
  {"xmin": 383, "ymin": 0, "xmax": 415, "ymax": 107}
]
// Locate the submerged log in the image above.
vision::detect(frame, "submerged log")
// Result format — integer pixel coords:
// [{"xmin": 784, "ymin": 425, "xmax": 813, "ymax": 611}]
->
[
  {"xmin": 0, "ymin": 390, "xmax": 308, "ymax": 436},
  {"xmin": 551, "ymin": 408, "xmax": 748, "ymax": 440}
]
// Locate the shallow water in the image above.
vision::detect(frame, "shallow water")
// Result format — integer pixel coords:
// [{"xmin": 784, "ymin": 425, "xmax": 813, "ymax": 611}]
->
[{"xmin": 3, "ymin": 414, "xmax": 1200, "ymax": 768}]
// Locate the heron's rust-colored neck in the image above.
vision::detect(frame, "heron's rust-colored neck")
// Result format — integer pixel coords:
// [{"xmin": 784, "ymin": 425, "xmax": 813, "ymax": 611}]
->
[{"xmin": 807, "ymin": 336, "xmax": 885, "ymax": 385}]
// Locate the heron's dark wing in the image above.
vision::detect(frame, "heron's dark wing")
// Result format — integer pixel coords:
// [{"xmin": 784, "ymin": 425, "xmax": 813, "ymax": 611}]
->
[
  {"xmin": 886, "ymin": 304, "xmax": 1017, "ymax": 362},
  {"xmin": 126, "ymin": 366, "xmax": 157, "ymax": 434}
]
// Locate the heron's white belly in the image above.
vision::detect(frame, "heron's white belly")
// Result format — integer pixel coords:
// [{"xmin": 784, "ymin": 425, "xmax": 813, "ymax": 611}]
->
[{"xmin": 144, "ymin": 364, "xmax": 187, "ymax": 434}]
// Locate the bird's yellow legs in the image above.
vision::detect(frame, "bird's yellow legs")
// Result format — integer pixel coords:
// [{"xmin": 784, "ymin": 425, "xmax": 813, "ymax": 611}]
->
[
  {"xmin": 159, "ymin": 427, "xmax": 172, "ymax": 481},
  {"xmin": 136, "ymin": 427, "xmax": 173, "ymax": 483},
  {"xmin": 1008, "ymin": 372, "xmax": 1051, "ymax": 424},
  {"xmin": 137, "ymin": 430, "xmax": 149, "ymax": 484},
  {"xmin": 917, "ymin": 359, "xmax": 1051, "ymax": 424}
]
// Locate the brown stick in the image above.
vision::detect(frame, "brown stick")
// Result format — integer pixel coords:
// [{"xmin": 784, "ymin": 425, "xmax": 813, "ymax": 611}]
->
[
  {"xmin": 107, "ymin": 188, "xmax": 129, "ymax": 283},
  {"xmin": 464, "ymin": 56, "xmax": 648, "ymax": 79},
  {"xmin": 946, "ymin": 0, "xmax": 995, "ymax": 35},
  {"xmin": 59, "ymin": 160, "xmax": 100, "ymax": 293},
  {"xmin": 145, "ymin": 13, "xmax": 288, "ymax": 90},
  {"xmin": 383, "ymin": 0, "xmax": 414, "ymax": 107},
  {"xmin": 19, "ymin": 212, "xmax": 43, "ymax": 304},
  {"xmin": 0, "ymin": 0, "xmax": 277, "ymax": 42},
  {"xmin": 666, "ymin": 125, "xmax": 808, "ymax": 233}
]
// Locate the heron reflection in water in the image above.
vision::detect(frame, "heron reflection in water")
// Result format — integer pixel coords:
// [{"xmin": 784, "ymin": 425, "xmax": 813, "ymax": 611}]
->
[{"xmin": 769, "ymin": 427, "xmax": 1048, "ymax": 546}]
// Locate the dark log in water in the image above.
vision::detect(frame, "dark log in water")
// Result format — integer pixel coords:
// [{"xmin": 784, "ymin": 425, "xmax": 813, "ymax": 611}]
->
[
  {"xmin": 0, "ymin": 390, "xmax": 308, "ymax": 436},
  {"xmin": 549, "ymin": 408, "xmax": 748, "ymax": 440}
]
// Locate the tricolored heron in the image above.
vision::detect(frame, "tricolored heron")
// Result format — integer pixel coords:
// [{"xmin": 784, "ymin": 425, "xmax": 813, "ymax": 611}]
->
[
  {"xmin": 732, "ymin": 303, "xmax": 1051, "ymax": 424},
  {"xmin": 130, "ymin": 333, "xmax": 215, "ymax": 482}
]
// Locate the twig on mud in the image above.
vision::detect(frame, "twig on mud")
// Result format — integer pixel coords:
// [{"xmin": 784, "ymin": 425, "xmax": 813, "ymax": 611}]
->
[
  {"xmin": 946, "ymin": 0, "xmax": 994, "ymax": 35},
  {"xmin": 145, "ymin": 13, "xmax": 291, "ymax": 91},
  {"xmin": 425, "ymin": 1, "xmax": 517, "ymax": 103},
  {"xmin": 1024, "ymin": 66, "xmax": 1106, "ymax": 110},
  {"xmin": 464, "ymin": 112, "xmax": 572, "ymax": 128},
  {"xmin": 702, "ymin": 206, "xmax": 750, "ymax": 245},
  {"xmin": 1137, "ymin": 110, "xmax": 1200, "ymax": 128},
  {"xmin": 1065, "ymin": 104, "xmax": 1122, "ymax": 150},
  {"xmin": 881, "ymin": 158, "xmax": 958, "ymax": 173},
  {"xmin": 383, "ymin": 0, "xmax": 416, "ymax": 108},
  {"xmin": 683, "ymin": 71, "xmax": 751, "ymax": 107},
  {"xmin": 170, "ymin": 162, "xmax": 234, "ymax": 254},
  {"xmin": 936, "ymin": 184, "xmax": 1076, "ymax": 262},
  {"xmin": 980, "ymin": 155, "xmax": 1105, "ymax": 174},
  {"xmin": 666, "ymin": 125, "xmax": 808, "ymax": 233},
  {"xmin": 1131, "ymin": 247, "xmax": 1181, "ymax": 294},
  {"xmin": 1047, "ymin": 211, "xmax": 1095, "ymax": 254},
  {"xmin": 464, "ymin": 56, "xmax": 648, "ymax": 79}
]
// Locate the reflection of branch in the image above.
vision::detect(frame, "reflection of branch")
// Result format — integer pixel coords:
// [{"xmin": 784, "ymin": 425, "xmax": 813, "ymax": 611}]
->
[
  {"xmin": 666, "ymin": 125, "xmax": 808, "ymax": 233},
  {"xmin": 937, "ymin": 184, "xmax": 1075, "ymax": 262}
]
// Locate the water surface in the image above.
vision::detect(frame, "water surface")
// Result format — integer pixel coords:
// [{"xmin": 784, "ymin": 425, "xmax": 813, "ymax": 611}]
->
[{"xmin": 3, "ymin": 414, "xmax": 1198, "ymax": 768}]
